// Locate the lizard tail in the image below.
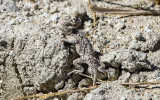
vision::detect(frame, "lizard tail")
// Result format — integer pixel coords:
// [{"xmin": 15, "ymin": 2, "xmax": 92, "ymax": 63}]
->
[{"xmin": 93, "ymin": 69, "xmax": 97, "ymax": 86}]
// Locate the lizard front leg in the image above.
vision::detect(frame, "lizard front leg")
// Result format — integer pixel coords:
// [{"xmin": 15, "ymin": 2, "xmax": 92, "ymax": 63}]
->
[
  {"xmin": 62, "ymin": 36, "xmax": 78, "ymax": 44},
  {"xmin": 68, "ymin": 57, "xmax": 85, "ymax": 76}
]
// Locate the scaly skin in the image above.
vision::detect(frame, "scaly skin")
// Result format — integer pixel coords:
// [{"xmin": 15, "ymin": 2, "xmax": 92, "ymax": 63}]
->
[{"xmin": 57, "ymin": 19, "xmax": 107, "ymax": 86}]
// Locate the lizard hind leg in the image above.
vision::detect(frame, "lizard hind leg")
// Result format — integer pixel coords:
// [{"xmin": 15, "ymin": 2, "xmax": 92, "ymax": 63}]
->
[
  {"xmin": 92, "ymin": 68, "xmax": 97, "ymax": 86},
  {"xmin": 68, "ymin": 58, "xmax": 85, "ymax": 76},
  {"xmin": 98, "ymin": 62, "xmax": 108, "ymax": 75}
]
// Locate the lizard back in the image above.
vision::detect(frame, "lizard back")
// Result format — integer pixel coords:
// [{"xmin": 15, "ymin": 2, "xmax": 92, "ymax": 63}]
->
[{"xmin": 75, "ymin": 30, "xmax": 95, "ymax": 57}]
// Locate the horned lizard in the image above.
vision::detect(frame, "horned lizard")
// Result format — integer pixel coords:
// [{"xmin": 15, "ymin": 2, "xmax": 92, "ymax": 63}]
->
[{"xmin": 57, "ymin": 18, "xmax": 107, "ymax": 86}]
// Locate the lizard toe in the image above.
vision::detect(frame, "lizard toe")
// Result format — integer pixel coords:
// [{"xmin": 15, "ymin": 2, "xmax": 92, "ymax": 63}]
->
[
  {"xmin": 100, "ymin": 70, "xmax": 108, "ymax": 75},
  {"xmin": 68, "ymin": 70, "xmax": 83, "ymax": 76}
]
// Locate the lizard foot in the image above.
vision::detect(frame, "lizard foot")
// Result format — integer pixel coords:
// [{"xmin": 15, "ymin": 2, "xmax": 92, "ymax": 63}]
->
[
  {"xmin": 98, "ymin": 68, "xmax": 108, "ymax": 76},
  {"xmin": 68, "ymin": 70, "xmax": 84, "ymax": 76}
]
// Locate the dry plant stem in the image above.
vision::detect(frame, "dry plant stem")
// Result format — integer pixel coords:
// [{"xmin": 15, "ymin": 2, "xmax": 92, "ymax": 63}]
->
[
  {"xmin": 90, "ymin": 4, "xmax": 160, "ymax": 15},
  {"xmin": 93, "ymin": 12, "xmax": 96, "ymax": 26},
  {"xmin": 156, "ymin": 0, "xmax": 160, "ymax": 5},
  {"xmin": 12, "ymin": 86, "xmax": 97, "ymax": 100},
  {"xmin": 88, "ymin": 0, "xmax": 91, "ymax": 4},
  {"xmin": 39, "ymin": 73, "xmax": 107, "ymax": 99},
  {"xmin": 39, "ymin": 86, "xmax": 97, "ymax": 99},
  {"xmin": 78, "ymin": 73, "xmax": 106, "ymax": 83},
  {"xmin": 12, "ymin": 73, "xmax": 100, "ymax": 100},
  {"xmin": 88, "ymin": 0, "xmax": 96, "ymax": 26},
  {"xmin": 120, "ymin": 81, "xmax": 160, "ymax": 85},
  {"xmin": 10, "ymin": 94, "xmax": 41, "ymax": 100},
  {"xmin": 88, "ymin": 0, "xmax": 160, "ymax": 26}
]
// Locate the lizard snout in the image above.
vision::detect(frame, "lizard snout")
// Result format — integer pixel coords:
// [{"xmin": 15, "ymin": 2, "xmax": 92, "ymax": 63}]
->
[{"xmin": 57, "ymin": 18, "xmax": 76, "ymax": 32}]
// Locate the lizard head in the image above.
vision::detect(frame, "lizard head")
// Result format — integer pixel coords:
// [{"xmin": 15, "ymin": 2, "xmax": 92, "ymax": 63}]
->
[{"xmin": 57, "ymin": 19, "xmax": 76, "ymax": 34}]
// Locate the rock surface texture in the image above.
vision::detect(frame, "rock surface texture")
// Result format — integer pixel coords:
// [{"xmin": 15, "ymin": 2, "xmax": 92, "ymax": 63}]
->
[{"xmin": 1, "ymin": 0, "xmax": 160, "ymax": 100}]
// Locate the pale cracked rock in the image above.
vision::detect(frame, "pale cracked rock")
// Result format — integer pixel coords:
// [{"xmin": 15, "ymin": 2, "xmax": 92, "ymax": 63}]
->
[
  {"xmin": 63, "ymin": 74, "xmax": 81, "ymax": 90},
  {"xmin": 84, "ymin": 92, "xmax": 105, "ymax": 100},
  {"xmin": 101, "ymin": 49, "xmax": 151, "ymax": 72},
  {"xmin": 148, "ymin": 51, "xmax": 160, "ymax": 69},
  {"xmin": 129, "ymin": 40, "xmax": 140, "ymax": 50},
  {"xmin": 107, "ymin": 67, "xmax": 120, "ymax": 81},
  {"xmin": 83, "ymin": 81, "xmax": 159, "ymax": 100},
  {"xmin": 129, "ymin": 73, "xmax": 141, "ymax": 83},
  {"xmin": 78, "ymin": 78, "xmax": 92, "ymax": 88},
  {"xmin": 118, "ymin": 71, "xmax": 131, "ymax": 83},
  {"xmin": 49, "ymin": 5, "xmax": 58, "ymax": 14},
  {"xmin": 0, "ymin": 0, "xmax": 19, "ymax": 12},
  {"xmin": 67, "ymin": 92, "xmax": 85, "ymax": 100},
  {"xmin": 132, "ymin": 32, "xmax": 142, "ymax": 40},
  {"xmin": 0, "ymin": 22, "xmax": 78, "ymax": 99},
  {"xmin": 139, "ymin": 33, "xmax": 160, "ymax": 52},
  {"xmin": 129, "ymin": 69, "xmax": 160, "ymax": 83}
]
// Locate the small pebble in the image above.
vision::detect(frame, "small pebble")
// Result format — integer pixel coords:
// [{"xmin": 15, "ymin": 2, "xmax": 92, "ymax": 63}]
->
[
  {"xmin": 22, "ymin": 11, "xmax": 30, "ymax": 16},
  {"xmin": 114, "ymin": 21, "xmax": 125, "ymax": 31},
  {"xmin": 120, "ymin": 97, "xmax": 127, "ymax": 100},
  {"xmin": 24, "ymin": 18, "xmax": 30, "ymax": 23},
  {"xmin": 51, "ymin": 14, "xmax": 59, "ymax": 23},
  {"xmin": 144, "ymin": 26, "xmax": 153, "ymax": 33},
  {"xmin": 30, "ymin": 3, "xmax": 39, "ymax": 11},
  {"xmin": 42, "ymin": 5, "xmax": 50, "ymax": 13},
  {"xmin": 45, "ymin": 19, "xmax": 51, "ymax": 24},
  {"xmin": 23, "ymin": 3, "xmax": 31, "ymax": 11},
  {"xmin": 133, "ymin": 32, "xmax": 142, "ymax": 40},
  {"xmin": 0, "ymin": 80, "xmax": 3, "ymax": 88},
  {"xmin": 42, "ymin": 0, "xmax": 50, "ymax": 5},
  {"xmin": 8, "ymin": 19, "xmax": 16, "ymax": 25},
  {"xmin": 129, "ymin": 40, "xmax": 140, "ymax": 50},
  {"xmin": 9, "ymin": 50, "xmax": 14, "ymax": 56},
  {"xmin": 49, "ymin": 6, "xmax": 58, "ymax": 14},
  {"xmin": 136, "ymin": 98, "xmax": 142, "ymax": 100}
]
